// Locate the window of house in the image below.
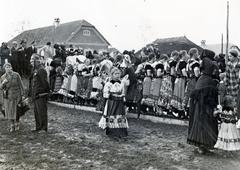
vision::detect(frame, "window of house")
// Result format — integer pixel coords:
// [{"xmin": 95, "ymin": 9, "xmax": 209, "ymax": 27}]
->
[{"xmin": 83, "ymin": 30, "xmax": 91, "ymax": 36}]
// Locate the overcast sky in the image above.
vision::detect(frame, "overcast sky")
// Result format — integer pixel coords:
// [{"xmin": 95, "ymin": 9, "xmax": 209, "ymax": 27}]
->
[{"xmin": 0, "ymin": 0, "xmax": 239, "ymax": 51}]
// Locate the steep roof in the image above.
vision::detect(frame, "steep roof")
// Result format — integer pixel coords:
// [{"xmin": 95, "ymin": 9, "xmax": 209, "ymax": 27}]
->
[
  {"xmin": 8, "ymin": 20, "xmax": 110, "ymax": 47},
  {"xmin": 136, "ymin": 36, "xmax": 203, "ymax": 57},
  {"xmin": 152, "ymin": 36, "xmax": 203, "ymax": 54}
]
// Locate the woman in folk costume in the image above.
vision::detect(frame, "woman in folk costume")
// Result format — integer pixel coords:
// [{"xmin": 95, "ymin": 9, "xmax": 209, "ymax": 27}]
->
[
  {"xmin": 170, "ymin": 50, "xmax": 189, "ymax": 118},
  {"xmin": 157, "ymin": 54, "xmax": 173, "ymax": 114},
  {"xmin": 121, "ymin": 54, "xmax": 138, "ymax": 112},
  {"xmin": 79, "ymin": 59, "xmax": 92, "ymax": 103},
  {"xmin": 141, "ymin": 64, "xmax": 154, "ymax": 113},
  {"xmin": 53, "ymin": 66, "xmax": 64, "ymax": 102},
  {"xmin": 99, "ymin": 67, "xmax": 129, "ymax": 138},
  {"xmin": 214, "ymin": 95, "xmax": 240, "ymax": 151},
  {"xmin": 184, "ymin": 48, "xmax": 200, "ymax": 116},
  {"xmin": 58, "ymin": 65, "xmax": 74, "ymax": 103},
  {"xmin": 69, "ymin": 66, "xmax": 78, "ymax": 103},
  {"xmin": 76, "ymin": 63, "xmax": 86, "ymax": 104},
  {"xmin": 169, "ymin": 51, "xmax": 179, "ymax": 91},
  {"xmin": 187, "ymin": 49, "xmax": 219, "ymax": 154},
  {"xmin": 150, "ymin": 63, "xmax": 164, "ymax": 115},
  {"xmin": 89, "ymin": 62, "xmax": 103, "ymax": 105}
]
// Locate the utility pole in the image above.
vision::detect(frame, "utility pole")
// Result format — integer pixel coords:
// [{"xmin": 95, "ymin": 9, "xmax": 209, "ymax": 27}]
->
[
  {"xmin": 226, "ymin": 1, "xmax": 229, "ymax": 64},
  {"xmin": 221, "ymin": 33, "xmax": 223, "ymax": 54}
]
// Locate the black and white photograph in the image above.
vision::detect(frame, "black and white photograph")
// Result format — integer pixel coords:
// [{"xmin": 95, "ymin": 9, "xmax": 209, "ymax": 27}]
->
[{"xmin": 0, "ymin": 0, "xmax": 240, "ymax": 169}]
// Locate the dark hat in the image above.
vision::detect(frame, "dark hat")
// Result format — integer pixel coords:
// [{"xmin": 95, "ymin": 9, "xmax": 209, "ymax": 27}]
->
[
  {"xmin": 155, "ymin": 63, "xmax": 164, "ymax": 70},
  {"xmin": 229, "ymin": 49, "xmax": 239, "ymax": 58},
  {"xmin": 200, "ymin": 49, "xmax": 215, "ymax": 60},
  {"xmin": 145, "ymin": 64, "xmax": 153, "ymax": 70}
]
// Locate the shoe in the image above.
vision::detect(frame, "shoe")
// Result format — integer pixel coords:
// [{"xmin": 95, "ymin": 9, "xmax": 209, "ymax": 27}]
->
[
  {"xmin": 31, "ymin": 129, "xmax": 40, "ymax": 133},
  {"xmin": 38, "ymin": 130, "xmax": 47, "ymax": 134}
]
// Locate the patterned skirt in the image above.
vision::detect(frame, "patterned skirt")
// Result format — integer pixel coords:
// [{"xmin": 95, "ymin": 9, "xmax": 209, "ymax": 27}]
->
[
  {"xmin": 170, "ymin": 77, "xmax": 186, "ymax": 111},
  {"xmin": 214, "ymin": 122, "xmax": 240, "ymax": 151},
  {"xmin": 104, "ymin": 96, "xmax": 128, "ymax": 137},
  {"xmin": 157, "ymin": 76, "xmax": 172, "ymax": 109}
]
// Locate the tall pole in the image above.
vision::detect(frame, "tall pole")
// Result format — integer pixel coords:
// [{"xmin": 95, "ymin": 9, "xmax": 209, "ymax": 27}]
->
[
  {"xmin": 221, "ymin": 34, "xmax": 223, "ymax": 54},
  {"xmin": 226, "ymin": 1, "xmax": 229, "ymax": 63}
]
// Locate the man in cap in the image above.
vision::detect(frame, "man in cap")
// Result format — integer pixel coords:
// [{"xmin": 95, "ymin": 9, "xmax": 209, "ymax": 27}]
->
[
  {"xmin": 30, "ymin": 54, "xmax": 50, "ymax": 133},
  {"xmin": 9, "ymin": 41, "xmax": 18, "ymax": 72}
]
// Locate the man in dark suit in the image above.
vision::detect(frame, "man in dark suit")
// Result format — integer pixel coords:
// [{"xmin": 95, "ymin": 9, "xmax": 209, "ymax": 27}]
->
[
  {"xmin": 30, "ymin": 54, "xmax": 50, "ymax": 133},
  {"xmin": 26, "ymin": 41, "xmax": 37, "ymax": 76},
  {"xmin": 17, "ymin": 40, "xmax": 27, "ymax": 76}
]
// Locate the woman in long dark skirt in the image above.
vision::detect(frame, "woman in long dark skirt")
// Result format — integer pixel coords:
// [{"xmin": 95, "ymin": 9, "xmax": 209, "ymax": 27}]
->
[
  {"xmin": 99, "ymin": 67, "xmax": 129, "ymax": 138},
  {"xmin": 187, "ymin": 49, "xmax": 219, "ymax": 154}
]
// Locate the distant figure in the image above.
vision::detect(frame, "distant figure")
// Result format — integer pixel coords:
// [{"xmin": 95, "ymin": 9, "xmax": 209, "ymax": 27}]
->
[
  {"xmin": 26, "ymin": 41, "xmax": 37, "ymax": 76},
  {"xmin": 0, "ymin": 42, "xmax": 10, "ymax": 70},
  {"xmin": 38, "ymin": 42, "xmax": 55, "ymax": 61},
  {"xmin": 9, "ymin": 41, "xmax": 18, "ymax": 72},
  {"xmin": 30, "ymin": 54, "xmax": 50, "ymax": 133},
  {"xmin": 17, "ymin": 40, "xmax": 27, "ymax": 76}
]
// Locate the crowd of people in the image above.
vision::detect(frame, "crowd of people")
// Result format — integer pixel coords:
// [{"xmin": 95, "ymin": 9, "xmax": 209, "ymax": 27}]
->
[{"xmin": 1, "ymin": 39, "xmax": 240, "ymax": 154}]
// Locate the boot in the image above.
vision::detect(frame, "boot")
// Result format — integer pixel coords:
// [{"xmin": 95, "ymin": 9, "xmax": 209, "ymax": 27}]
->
[{"xmin": 15, "ymin": 122, "xmax": 20, "ymax": 131}]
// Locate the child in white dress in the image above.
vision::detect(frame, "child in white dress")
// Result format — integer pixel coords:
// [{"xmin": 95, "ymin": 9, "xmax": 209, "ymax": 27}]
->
[{"xmin": 214, "ymin": 95, "xmax": 240, "ymax": 151}]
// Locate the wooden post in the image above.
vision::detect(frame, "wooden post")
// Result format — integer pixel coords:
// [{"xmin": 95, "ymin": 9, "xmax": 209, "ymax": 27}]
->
[{"xmin": 226, "ymin": 1, "xmax": 229, "ymax": 64}]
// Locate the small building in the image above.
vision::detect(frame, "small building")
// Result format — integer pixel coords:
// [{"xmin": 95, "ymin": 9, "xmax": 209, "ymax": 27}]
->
[
  {"xmin": 8, "ymin": 20, "xmax": 111, "ymax": 51},
  {"xmin": 136, "ymin": 36, "xmax": 203, "ymax": 57}
]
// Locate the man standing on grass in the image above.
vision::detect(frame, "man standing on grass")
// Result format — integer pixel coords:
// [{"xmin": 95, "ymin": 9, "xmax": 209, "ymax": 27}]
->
[{"xmin": 30, "ymin": 53, "xmax": 50, "ymax": 133}]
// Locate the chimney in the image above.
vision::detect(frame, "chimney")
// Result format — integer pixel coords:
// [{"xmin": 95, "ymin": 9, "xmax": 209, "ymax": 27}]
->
[{"xmin": 201, "ymin": 40, "xmax": 206, "ymax": 47}]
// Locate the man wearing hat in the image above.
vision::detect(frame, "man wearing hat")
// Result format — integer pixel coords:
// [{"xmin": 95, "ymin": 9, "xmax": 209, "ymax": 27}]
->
[{"xmin": 30, "ymin": 54, "xmax": 50, "ymax": 133}]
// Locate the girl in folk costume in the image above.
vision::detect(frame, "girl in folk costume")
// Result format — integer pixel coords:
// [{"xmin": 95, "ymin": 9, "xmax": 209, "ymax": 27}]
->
[
  {"xmin": 214, "ymin": 95, "xmax": 240, "ymax": 151},
  {"xmin": 218, "ymin": 73, "xmax": 227, "ymax": 105},
  {"xmin": 99, "ymin": 67, "xmax": 129, "ymax": 138},
  {"xmin": 53, "ymin": 66, "xmax": 64, "ymax": 102},
  {"xmin": 170, "ymin": 50, "xmax": 189, "ymax": 118},
  {"xmin": 157, "ymin": 54, "xmax": 173, "ymax": 114},
  {"xmin": 184, "ymin": 48, "xmax": 200, "ymax": 116}
]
